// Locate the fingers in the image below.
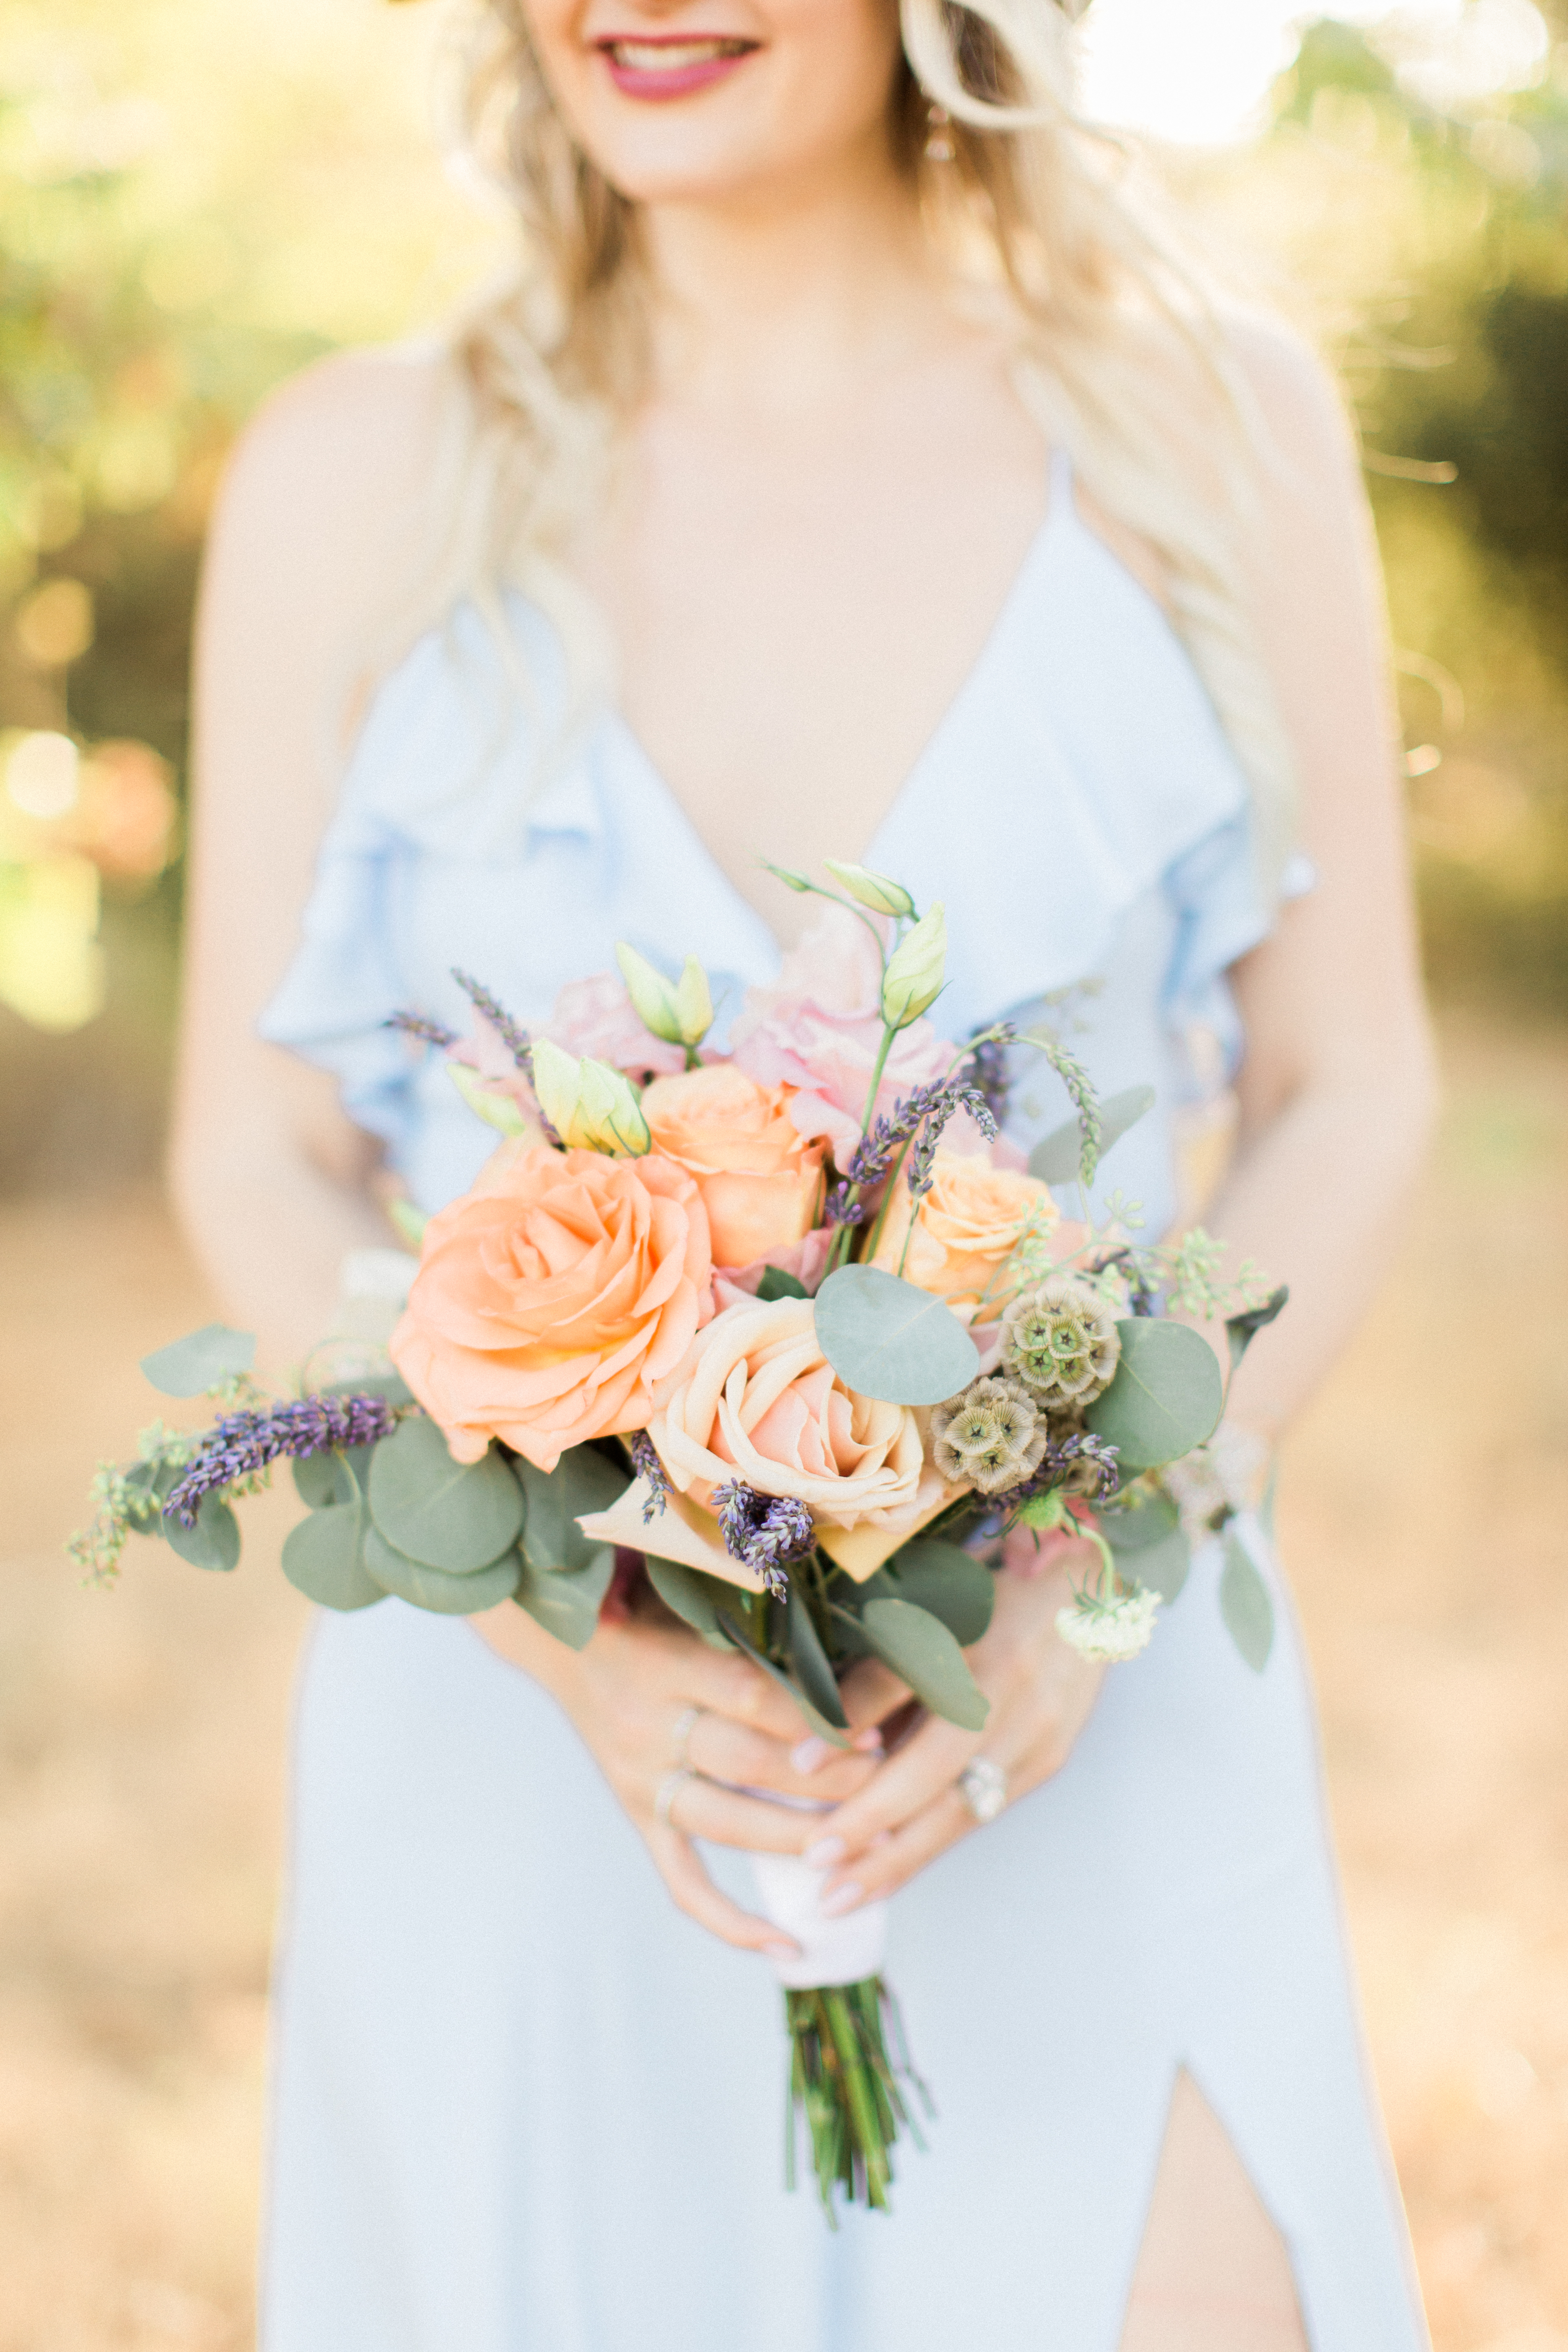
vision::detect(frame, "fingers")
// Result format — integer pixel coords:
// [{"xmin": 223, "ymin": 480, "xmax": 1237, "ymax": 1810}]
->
[
  {"xmin": 836, "ymin": 1656, "xmax": 911, "ymax": 1734},
  {"xmin": 808, "ymin": 1711, "xmax": 982, "ymax": 1861},
  {"xmin": 687, "ymin": 1711, "xmax": 880, "ymax": 1804},
  {"xmin": 664, "ymin": 1770, "xmax": 837, "ymax": 1856},
  {"xmin": 677, "ymin": 1643, "xmax": 817, "ymax": 1746},
  {"xmin": 646, "ymin": 1824, "xmax": 795, "ymax": 1957},
  {"xmin": 821, "ymin": 1784, "xmax": 975, "ymax": 1908}
]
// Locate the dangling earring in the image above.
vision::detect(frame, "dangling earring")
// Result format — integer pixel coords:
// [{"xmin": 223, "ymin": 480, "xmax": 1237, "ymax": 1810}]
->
[{"xmin": 924, "ymin": 100, "xmax": 956, "ymax": 164}]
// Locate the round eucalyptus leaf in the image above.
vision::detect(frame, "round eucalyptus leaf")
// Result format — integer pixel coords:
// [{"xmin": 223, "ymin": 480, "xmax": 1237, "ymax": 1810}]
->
[
  {"xmin": 122, "ymin": 1458, "xmax": 176, "ymax": 1535},
  {"xmin": 516, "ymin": 1446, "xmax": 629, "ymax": 1576},
  {"xmin": 715, "ymin": 1603, "xmax": 850, "ymax": 1747},
  {"xmin": 140, "ymin": 1323, "xmax": 256, "ymax": 1398},
  {"xmin": 164, "ymin": 1493, "xmax": 241, "ymax": 1572},
  {"xmin": 367, "ymin": 1415, "xmax": 523, "ymax": 1572},
  {"xmin": 1219, "ymin": 1526, "xmax": 1274, "ymax": 1672},
  {"xmin": 282, "ymin": 1504, "xmax": 385, "ymax": 1612},
  {"xmin": 813, "ymin": 1266, "xmax": 979, "ymax": 1407},
  {"xmin": 860, "ymin": 1598, "xmax": 990, "ymax": 1732},
  {"xmin": 883, "ymin": 1538, "xmax": 995, "ymax": 1646},
  {"xmin": 363, "ymin": 1526, "xmax": 521, "ymax": 1615},
  {"xmin": 513, "ymin": 1546, "xmax": 615, "ymax": 1651},
  {"xmin": 1101, "ymin": 1492, "xmax": 1181, "ymax": 1552},
  {"xmin": 292, "ymin": 1443, "xmax": 374, "ymax": 1511},
  {"xmin": 1117, "ymin": 1526, "xmax": 1191, "ymax": 1605},
  {"xmin": 1084, "ymin": 1319, "xmax": 1223, "ymax": 1474}
]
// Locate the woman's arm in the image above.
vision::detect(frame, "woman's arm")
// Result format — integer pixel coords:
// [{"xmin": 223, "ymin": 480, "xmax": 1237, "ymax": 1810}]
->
[
  {"xmin": 813, "ymin": 324, "xmax": 1441, "ymax": 1913},
  {"xmin": 174, "ymin": 346, "xmax": 448, "ymax": 1357}
]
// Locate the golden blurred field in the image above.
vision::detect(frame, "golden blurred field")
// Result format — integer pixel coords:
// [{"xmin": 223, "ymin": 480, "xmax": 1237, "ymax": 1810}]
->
[{"xmin": 1, "ymin": 1009, "xmax": 1564, "ymax": 2352}]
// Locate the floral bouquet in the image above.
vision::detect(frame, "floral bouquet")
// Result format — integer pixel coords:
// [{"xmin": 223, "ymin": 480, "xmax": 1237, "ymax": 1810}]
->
[{"xmin": 74, "ymin": 856, "xmax": 1285, "ymax": 2220}]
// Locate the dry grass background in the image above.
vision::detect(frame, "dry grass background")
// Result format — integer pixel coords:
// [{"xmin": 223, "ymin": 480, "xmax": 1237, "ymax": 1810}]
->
[{"xmin": 0, "ymin": 1009, "xmax": 1564, "ymax": 2352}]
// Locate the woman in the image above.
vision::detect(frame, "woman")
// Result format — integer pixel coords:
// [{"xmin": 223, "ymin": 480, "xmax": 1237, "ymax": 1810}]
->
[{"xmin": 176, "ymin": 0, "xmax": 1437, "ymax": 2345}]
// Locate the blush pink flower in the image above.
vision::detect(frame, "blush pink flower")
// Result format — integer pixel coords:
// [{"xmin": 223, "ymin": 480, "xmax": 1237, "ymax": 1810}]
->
[
  {"xmin": 729, "ymin": 905, "xmax": 954, "ymax": 1159},
  {"xmin": 544, "ymin": 971, "xmax": 688, "ymax": 1079}
]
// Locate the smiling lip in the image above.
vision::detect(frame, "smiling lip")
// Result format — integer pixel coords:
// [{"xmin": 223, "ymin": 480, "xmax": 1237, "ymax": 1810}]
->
[{"xmin": 596, "ymin": 33, "xmax": 758, "ymax": 100}]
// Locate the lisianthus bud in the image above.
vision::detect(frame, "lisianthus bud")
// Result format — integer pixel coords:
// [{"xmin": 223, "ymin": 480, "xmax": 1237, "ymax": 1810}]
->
[
  {"xmin": 880, "ymin": 902, "xmax": 947, "ymax": 1029},
  {"xmin": 615, "ymin": 944, "xmax": 715, "ymax": 1050},
  {"xmin": 446, "ymin": 1060, "xmax": 528, "ymax": 1135},
  {"xmin": 824, "ymin": 860, "xmax": 916, "ymax": 920},
  {"xmin": 762, "ymin": 860, "xmax": 812, "ymax": 893},
  {"xmin": 530, "ymin": 1037, "xmax": 652, "ymax": 1156}
]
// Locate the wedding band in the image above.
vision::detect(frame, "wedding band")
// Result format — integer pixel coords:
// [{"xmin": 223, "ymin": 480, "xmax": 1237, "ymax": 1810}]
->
[
  {"xmin": 655, "ymin": 1766, "xmax": 695, "ymax": 1829},
  {"xmin": 959, "ymin": 1756, "xmax": 1008, "ymax": 1824},
  {"xmin": 670, "ymin": 1703, "xmax": 703, "ymax": 1768}
]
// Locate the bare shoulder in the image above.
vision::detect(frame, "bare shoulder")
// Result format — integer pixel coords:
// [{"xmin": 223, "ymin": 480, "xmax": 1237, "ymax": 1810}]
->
[
  {"xmin": 1220, "ymin": 308, "xmax": 1363, "ymax": 506},
  {"xmin": 207, "ymin": 341, "xmax": 454, "ymax": 610}
]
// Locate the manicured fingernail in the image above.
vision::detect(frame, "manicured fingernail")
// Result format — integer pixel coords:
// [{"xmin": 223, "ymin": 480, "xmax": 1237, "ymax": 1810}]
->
[
  {"xmin": 791, "ymin": 1736, "xmax": 832, "ymax": 1775},
  {"xmin": 852, "ymin": 1728, "xmax": 884, "ymax": 1754},
  {"xmin": 804, "ymin": 1834, "xmax": 846, "ymax": 1868},
  {"xmin": 820, "ymin": 1880, "xmax": 864, "ymax": 1918},
  {"xmin": 763, "ymin": 1940, "xmax": 799, "ymax": 1961}
]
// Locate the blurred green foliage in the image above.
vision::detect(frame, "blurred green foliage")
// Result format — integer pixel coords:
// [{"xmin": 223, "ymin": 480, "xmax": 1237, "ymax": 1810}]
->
[{"xmin": 0, "ymin": 4, "xmax": 1564, "ymax": 1196}]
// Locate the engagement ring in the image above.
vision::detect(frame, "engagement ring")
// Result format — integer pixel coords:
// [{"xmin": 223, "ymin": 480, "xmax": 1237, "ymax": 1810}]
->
[
  {"xmin": 670, "ymin": 1704, "xmax": 703, "ymax": 1768},
  {"xmin": 959, "ymin": 1756, "xmax": 1008, "ymax": 1824}
]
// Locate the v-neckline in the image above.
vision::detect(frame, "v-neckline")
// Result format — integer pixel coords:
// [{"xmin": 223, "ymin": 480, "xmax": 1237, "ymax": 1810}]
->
[{"xmin": 597, "ymin": 457, "xmax": 1071, "ymax": 951}]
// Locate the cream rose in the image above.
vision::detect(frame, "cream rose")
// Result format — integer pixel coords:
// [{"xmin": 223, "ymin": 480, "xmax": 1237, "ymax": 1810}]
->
[
  {"xmin": 868, "ymin": 1149, "xmax": 1058, "ymax": 1319},
  {"xmin": 640, "ymin": 1064, "xmax": 825, "ymax": 1270}
]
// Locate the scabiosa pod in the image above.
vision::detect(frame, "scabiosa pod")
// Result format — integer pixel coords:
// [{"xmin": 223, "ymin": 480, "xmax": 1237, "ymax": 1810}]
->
[
  {"xmin": 930, "ymin": 1376, "xmax": 1048, "ymax": 1495},
  {"xmin": 711, "ymin": 1480, "xmax": 817, "ymax": 1599},
  {"xmin": 1001, "ymin": 1275, "xmax": 1121, "ymax": 1409},
  {"xmin": 163, "ymin": 1393, "xmax": 401, "ymax": 1527}
]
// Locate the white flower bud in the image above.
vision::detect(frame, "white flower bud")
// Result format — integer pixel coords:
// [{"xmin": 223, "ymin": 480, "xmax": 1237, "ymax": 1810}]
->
[
  {"xmin": 824, "ymin": 860, "xmax": 916, "ymax": 919},
  {"xmin": 1055, "ymin": 1588, "xmax": 1160, "ymax": 1662},
  {"xmin": 531, "ymin": 1038, "xmax": 651, "ymax": 1157},
  {"xmin": 445, "ymin": 1060, "xmax": 528, "ymax": 1136},
  {"xmin": 615, "ymin": 942, "xmax": 714, "ymax": 1050},
  {"xmin": 880, "ymin": 902, "xmax": 947, "ymax": 1029}
]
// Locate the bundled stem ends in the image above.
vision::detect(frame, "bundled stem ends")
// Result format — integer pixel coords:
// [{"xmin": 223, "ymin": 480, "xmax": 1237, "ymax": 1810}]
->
[{"xmin": 784, "ymin": 1977, "xmax": 931, "ymax": 2221}]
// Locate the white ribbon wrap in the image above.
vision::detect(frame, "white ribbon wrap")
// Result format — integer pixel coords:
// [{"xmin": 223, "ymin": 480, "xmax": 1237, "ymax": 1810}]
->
[{"xmin": 750, "ymin": 1852, "xmax": 889, "ymax": 1991}]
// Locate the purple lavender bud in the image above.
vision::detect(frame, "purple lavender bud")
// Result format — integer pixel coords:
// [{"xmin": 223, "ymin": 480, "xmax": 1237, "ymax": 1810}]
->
[
  {"xmin": 385, "ymin": 1010, "xmax": 459, "ymax": 1049},
  {"xmin": 825, "ymin": 1184, "xmax": 866, "ymax": 1228},
  {"xmin": 164, "ymin": 1393, "xmax": 400, "ymax": 1526},
  {"xmin": 628, "ymin": 1431, "xmax": 670, "ymax": 1523},
  {"xmin": 451, "ymin": 969, "xmax": 533, "ymax": 1072},
  {"xmin": 711, "ymin": 1479, "xmax": 816, "ymax": 1599}
]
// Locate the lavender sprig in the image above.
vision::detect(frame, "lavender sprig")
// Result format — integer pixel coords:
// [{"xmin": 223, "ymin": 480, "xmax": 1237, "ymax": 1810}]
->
[
  {"xmin": 628, "ymin": 1431, "xmax": 670, "ymax": 1523},
  {"xmin": 824, "ymin": 1184, "xmax": 866, "ymax": 1229},
  {"xmin": 164, "ymin": 1394, "xmax": 401, "ymax": 1527},
  {"xmin": 906, "ymin": 1082, "xmax": 996, "ymax": 1198},
  {"xmin": 842, "ymin": 1076, "xmax": 996, "ymax": 1198},
  {"xmin": 451, "ymin": 969, "xmax": 533, "ymax": 1072},
  {"xmin": 385, "ymin": 1011, "xmax": 459, "ymax": 1049},
  {"xmin": 711, "ymin": 1480, "xmax": 816, "ymax": 1599}
]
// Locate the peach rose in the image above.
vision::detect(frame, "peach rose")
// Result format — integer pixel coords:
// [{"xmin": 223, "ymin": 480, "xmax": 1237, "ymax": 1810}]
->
[
  {"xmin": 869, "ymin": 1148, "xmax": 1058, "ymax": 1320},
  {"xmin": 651, "ymin": 1297, "xmax": 924, "ymax": 1532},
  {"xmin": 390, "ymin": 1145, "xmax": 713, "ymax": 1472},
  {"xmin": 640, "ymin": 1065, "xmax": 825, "ymax": 1270}
]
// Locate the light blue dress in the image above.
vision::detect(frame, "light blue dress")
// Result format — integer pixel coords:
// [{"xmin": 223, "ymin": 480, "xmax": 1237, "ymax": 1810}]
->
[{"xmin": 258, "ymin": 459, "xmax": 1430, "ymax": 2351}]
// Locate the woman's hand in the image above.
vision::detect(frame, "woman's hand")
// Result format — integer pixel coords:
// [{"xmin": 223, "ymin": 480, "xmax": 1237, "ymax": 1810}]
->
[
  {"xmin": 806, "ymin": 1536, "xmax": 1107, "ymax": 1918},
  {"xmin": 474, "ymin": 1592, "xmax": 883, "ymax": 1957}
]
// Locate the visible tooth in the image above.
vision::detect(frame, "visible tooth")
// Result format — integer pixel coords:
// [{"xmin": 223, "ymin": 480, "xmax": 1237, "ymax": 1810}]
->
[{"xmin": 614, "ymin": 39, "xmax": 728, "ymax": 68}]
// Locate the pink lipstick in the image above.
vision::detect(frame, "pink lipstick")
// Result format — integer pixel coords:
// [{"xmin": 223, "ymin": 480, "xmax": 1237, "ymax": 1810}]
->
[{"xmin": 597, "ymin": 33, "xmax": 758, "ymax": 100}]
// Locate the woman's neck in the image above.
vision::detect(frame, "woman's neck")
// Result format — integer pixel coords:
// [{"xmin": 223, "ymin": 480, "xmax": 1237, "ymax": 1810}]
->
[{"xmin": 638, "ymin": 145, "xmax": 949, "ymax": 418}]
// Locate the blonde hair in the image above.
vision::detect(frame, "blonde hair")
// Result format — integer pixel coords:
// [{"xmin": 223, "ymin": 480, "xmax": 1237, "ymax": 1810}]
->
[{"xmin": 411, "ymin": 0, "xmax": 1300, "ymax": 889}]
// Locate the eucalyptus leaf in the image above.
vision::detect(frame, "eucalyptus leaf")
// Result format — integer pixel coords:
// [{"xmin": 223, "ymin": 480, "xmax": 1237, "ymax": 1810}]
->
[
  {"xmin": 1084, "ymin": 1319, "xmax": 1223, "ymax": 1474},
  {"xmin": 515, "ymin": 1446, "xmax": 628, "ymax": 1575},
  {"xmin": 362, "ymin": 1525, "xmax": 521, "ymax": 1615},
  {"xmin": 140, "ymin": 1323, "xmax": 256, "ymax": 1398},
  {"xmin": 1116, "ymin": 1525, "xmax": 1191, "ymax": 1604},
  {"xmin": 786, "ymin": 1584, "xmax": 850, "ymax": 1730},
  {"xmin": 645, "ymin": 1555, "xmax": 746, "ymax": 1651},
  {"xmin": 716, "ymin": 1608, "xmax": 850, "ymax": 1746},
  {"xmin": 321, "ymin": 1370, "xmax": 415, "ymax": 1410},
  {"xmin": 163, "ymin": 1493, "xmax": 241, "ymax": 1573},
  {"xmin": 883, "ymin": 1539, "xmax": 995, "ymax": 1646},
  {"xmin": 860, "ymin": 1598, "xmax": 990, "ymax": 1732},
  {"xmin": 1225, "ymin": 1283, "xmax": 1290, "ymax": 1373},
  {"xmin": 756, "ymin": 1266, "xmax": 810, "ymax": 1303},
  {"xmin": 281, "ymin": 1502, "xmax": 385, "ymax": 1611},
  {"xmin": 1219, "ymin": 1526, "xmax": 1275, "ymax": 1672},
  {"xmin": 122, "ymin": 1457, "xmax": 176, "ymax": 1535},
  {"xmin": 1101, "ymin": 1492, "xmax": 1180, "ymax": 1552},
  {"xmin": 513, "ymin": 1546, "xmax": 615, "ymax": 1650},
  {"xmin": 367, "ymin": 1416, "xmax": 523, "ymax": 1573},
  {"xmin": 292, "ymin": 1443, "xmax": 374, "ymax": 1510},
  {"xmin": 813, "ymin": 1265, "xmax": 978, "ymax": 1408},
  {"xmin": 1029, "ymin": 1085, "xmax": 1157, "ymax": 1188}
]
